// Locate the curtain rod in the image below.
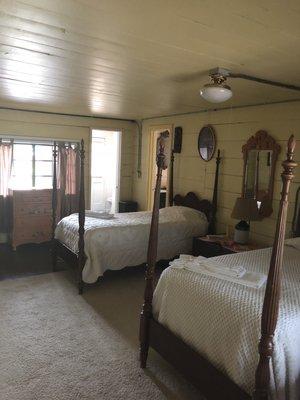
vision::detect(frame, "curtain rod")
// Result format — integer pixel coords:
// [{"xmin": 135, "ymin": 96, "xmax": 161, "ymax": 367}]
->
[
  {"xmin": 0, "ymin": 134, "xmax": 81, "ymax": 143},
  {"xmin": 0, "ymin": 105, "xmax": 135, "ymax": 123}
]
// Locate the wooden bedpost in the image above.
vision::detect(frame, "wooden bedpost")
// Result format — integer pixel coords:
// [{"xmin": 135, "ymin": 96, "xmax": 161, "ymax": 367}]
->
[
  {"xmin": 208, "ymin": 149, "xmax": 221, "ymax": 234},
  {"xmin": 140, "ymin": 131, "xmax": 168, "ymax": 368},
  {"xmin": 292, "ymin": 186, "xmax": 300, "ymax": 237},
  {"xmin": 168, "ymin": 150, "xmax": 174, "ymax": 206},
  {"xmin": 78, "ymin": 139, "xmax": 86, "ymax": 295},
  {"xmin": 253, "ymin": 135, "xmax": 297, "ymax": 400},
  {"xmin": 51, "ymin": 141, "xmax": 58, "ymax": 271}
]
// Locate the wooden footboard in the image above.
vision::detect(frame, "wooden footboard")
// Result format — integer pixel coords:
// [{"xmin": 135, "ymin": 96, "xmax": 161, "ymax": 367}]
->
[
  {"xmin": 54, "ymin": 239, "xmax": 78, "ymax": 269},
  {"xmin": 149, "ymin": 317, "xmax": 250, "ymax": 400}
]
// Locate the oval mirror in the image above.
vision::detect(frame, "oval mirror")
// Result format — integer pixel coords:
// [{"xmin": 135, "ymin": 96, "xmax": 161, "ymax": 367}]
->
[{"xmin": 198, "ymin": 125, "xmax": 216, "ymax": 161}]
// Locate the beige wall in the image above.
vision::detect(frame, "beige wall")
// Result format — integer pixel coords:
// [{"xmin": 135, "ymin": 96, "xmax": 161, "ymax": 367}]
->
[
  {"xmin": 0, "ymin": 109, "xmax": 137, "ymax": 206},
  {"xmin": 133, "ymin": 101, "xmax": 300, "ymax": 245}
]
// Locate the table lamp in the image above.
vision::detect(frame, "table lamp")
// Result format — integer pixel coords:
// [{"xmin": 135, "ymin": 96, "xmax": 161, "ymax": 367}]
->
[{"xmin": 231, "ymin": 197, "xmax": 260, "ymax": 244}]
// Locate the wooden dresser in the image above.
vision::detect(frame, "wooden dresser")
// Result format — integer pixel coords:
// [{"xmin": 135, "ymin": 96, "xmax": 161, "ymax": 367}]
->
[{"xmin": 12, "ymin": 189, "xmax": 54, "ymax": 249}]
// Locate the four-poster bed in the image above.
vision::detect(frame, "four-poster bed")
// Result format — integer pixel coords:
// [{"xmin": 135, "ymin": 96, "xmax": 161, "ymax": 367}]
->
[
  {"xmin": 52, "ymin": 134, "xmax": 221, "ymax": 294},
  {"xmin": 139, "ymin": 135, "xmax": 298, "ymax": 399}
]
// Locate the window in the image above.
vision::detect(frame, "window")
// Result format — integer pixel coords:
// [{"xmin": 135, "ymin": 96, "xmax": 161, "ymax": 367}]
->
[{"xmin": 10, "ymin": 143, "xmax": 53, "ymax": 189}]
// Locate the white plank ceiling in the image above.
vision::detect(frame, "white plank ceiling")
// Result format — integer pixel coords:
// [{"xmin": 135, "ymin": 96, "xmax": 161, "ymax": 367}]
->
[{"xmin": 0, "ymin": 0, "xmax": 299, "ymax": 119}]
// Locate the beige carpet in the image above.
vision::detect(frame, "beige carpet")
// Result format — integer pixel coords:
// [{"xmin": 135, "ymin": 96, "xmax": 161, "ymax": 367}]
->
[{"xmin": 0, "ymin": 268, "xmax": 204, "ymax": 400}]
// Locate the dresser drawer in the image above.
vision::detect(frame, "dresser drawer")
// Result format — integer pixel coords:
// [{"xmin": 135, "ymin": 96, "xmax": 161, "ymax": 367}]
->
[
  {"xmin": 14, "ymin": 215, "xmax": 52, "ymax": 228},
  {"xmin": 16, "ymin": 203, "xmax": 52, "ymax": 216},
  {"xmin": 13, "ymin": 189, "xmax": 52, "ymax": 203},
  {"xmin": 12, "ymin": 228, "xmax": 52, "ymax": 248}
]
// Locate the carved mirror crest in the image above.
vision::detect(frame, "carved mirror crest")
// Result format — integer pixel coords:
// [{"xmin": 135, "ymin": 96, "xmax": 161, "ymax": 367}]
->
[{"xmin": 242, "ymin": 130, "xmax": 281, "ymax": 218}]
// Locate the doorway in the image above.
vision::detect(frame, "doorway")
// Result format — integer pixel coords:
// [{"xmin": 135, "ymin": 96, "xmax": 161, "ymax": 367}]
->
[
  {"xmin": 91, "ymin": 129, "xmax": 121, "ymax": 213},
  {"xmin": 147, "ymin": 126, "xmax": 172, "ymax": 211}
]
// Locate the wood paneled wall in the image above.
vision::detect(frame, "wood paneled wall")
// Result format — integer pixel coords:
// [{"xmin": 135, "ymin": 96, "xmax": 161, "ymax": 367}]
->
[
  {"xmin": 133, "ymin": 101, "xmax": 300, "ymax": 245},
  {"xmin": 0, "ymin": 109, "xmax": 137, "ymax": 206}
]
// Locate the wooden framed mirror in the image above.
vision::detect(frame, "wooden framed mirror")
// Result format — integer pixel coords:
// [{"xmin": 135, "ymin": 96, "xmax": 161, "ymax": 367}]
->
[
  {"xmin": 242, "ymin": 130, "xmax": 281, "ymax": 218},
  {"xmin": 198, "ymin": 125, "xmax": 216, "ymax": 161}
]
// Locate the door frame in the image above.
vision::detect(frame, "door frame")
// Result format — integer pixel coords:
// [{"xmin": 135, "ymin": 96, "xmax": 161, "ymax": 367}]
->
[
  {"xmin": 146, "ymin": 124, "xmax": 173, "ymax": 211},
  {"xmin": 90, "ymin": 128, "xmax": 122, "ymax": 213}
]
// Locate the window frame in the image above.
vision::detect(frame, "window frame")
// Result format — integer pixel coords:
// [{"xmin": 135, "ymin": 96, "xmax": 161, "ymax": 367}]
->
[{"xmin": 11, "ymin": 142, "xmax": 53, "ymax": 189}]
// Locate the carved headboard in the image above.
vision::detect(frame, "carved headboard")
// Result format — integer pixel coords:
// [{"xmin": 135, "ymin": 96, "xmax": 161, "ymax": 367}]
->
[
  {"xmin": 172, "ymin": 150, "xmax": 221, "ymax": 234},
  {"xmin": 173, "ymin": 192, "xmax": 214, "ymax": 232},
  {"xmin": 292, "ymin": 186, "xmax": 300, "ymax": 237}
]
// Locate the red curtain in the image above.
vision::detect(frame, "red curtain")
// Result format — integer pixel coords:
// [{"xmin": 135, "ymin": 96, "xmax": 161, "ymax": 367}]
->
[{"xmin": 57, "ymin": 142, "xmax": 80, "ymax": 218}]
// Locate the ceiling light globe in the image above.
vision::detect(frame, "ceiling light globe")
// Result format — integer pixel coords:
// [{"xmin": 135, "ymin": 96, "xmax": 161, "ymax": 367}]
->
[{"xmin": 200, "ymin": 83, "xmax": 232, "ymax": 103}]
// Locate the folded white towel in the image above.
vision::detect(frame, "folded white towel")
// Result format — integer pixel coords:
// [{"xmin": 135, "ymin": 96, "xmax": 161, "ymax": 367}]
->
[
  {"xmin": 170, "ymin": 254, "xmax": 267, "ymax": 289},
  {"xmin": 170, "ymin": 254, "xmax": 206, "ymax": 266},
  {"xmin": 200, "ymin": 259, "xmax": 246, "ymax": 278},
  {"xmin": 170, "ymin": 255, "xmax": 245, "ymax": 278},
  {"xmin": 230, "ymin": 271, "xmax": 267, "ymax": 289},
  {"xmin": 85, "ymin": 211, "xmax": 115, "ymax": 219}
]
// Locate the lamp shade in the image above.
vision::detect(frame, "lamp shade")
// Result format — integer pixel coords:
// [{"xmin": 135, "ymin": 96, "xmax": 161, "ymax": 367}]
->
[
  {"xmin": 200, "ymin": 83, "xmax": 232, "ymax": 103},
  {"xmin": 231, "ymin": 197, "xmax": 260, "ymax": 221}
]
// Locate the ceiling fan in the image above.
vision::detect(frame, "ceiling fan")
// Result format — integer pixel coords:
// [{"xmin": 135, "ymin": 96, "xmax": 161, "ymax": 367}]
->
[{"xmin": 173, "ymin": 67, "xmax": 300, "ymax": 103}]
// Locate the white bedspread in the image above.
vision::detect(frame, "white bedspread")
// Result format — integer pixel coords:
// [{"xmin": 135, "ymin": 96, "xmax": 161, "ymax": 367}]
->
[
  {"xmin": 153, "ymin": 242, "xmax": 300, "ymax": 399},
  {"xmin": 55, "ymin": 206, "xmax": 208, "ymax": 283}
]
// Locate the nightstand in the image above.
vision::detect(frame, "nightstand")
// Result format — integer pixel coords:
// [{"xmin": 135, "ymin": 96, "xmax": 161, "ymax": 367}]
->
[
  {"xmin": 119, "ymin": 200, "xmax": 138, "ymax": 213},
  {"xmin": 193, "ymin": 236, "xmax": 264, "ymax": 258}
]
